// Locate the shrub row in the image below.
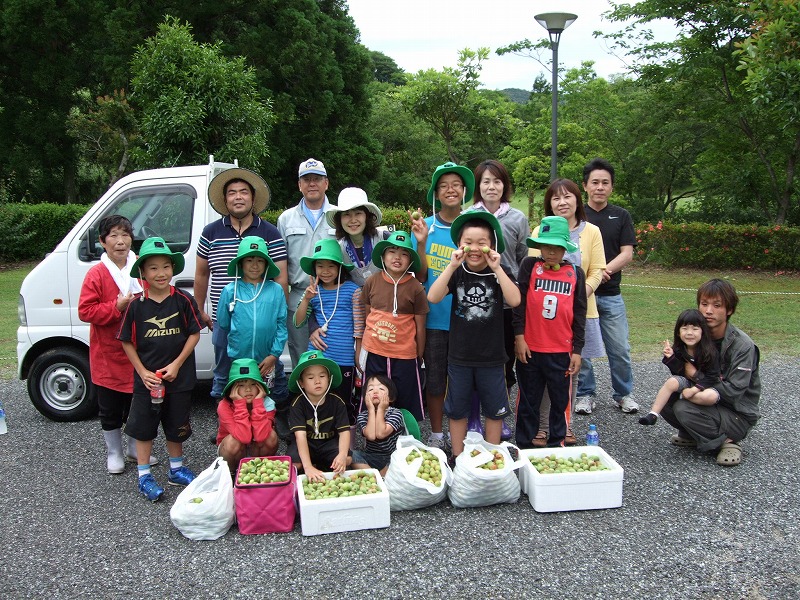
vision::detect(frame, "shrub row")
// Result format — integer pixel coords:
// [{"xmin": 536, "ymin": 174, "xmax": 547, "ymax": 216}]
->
[
  {"xmin": 634, "ymin": 221, "xmax": 800, "ymax": 271},
  {"xmin": 2, "ymin": 203, "xmax": 797, "ymax": 271},
  {"xmin": 0, "ymin": 203, "xmax": 92, "ymax": 261}
]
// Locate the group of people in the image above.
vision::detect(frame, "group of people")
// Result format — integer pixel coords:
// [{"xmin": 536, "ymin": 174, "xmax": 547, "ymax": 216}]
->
[{"xmin": 78, "ymin": 156, "xmax": 762, "ymax": 501}]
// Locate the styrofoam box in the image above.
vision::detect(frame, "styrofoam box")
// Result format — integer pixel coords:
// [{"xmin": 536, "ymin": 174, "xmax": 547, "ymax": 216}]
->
[
  {"xmin": 519, "ymin": 446, "xmax": 624, "ymax": 512},
  {"xmin": 297, "ymin": 469, "xmax": 390, "ymax": 536}
]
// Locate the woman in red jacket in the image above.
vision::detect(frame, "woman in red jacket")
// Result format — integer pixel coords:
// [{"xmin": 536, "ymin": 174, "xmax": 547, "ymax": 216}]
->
[{"xmin": 78, "ymin": 215, "xmax": 154, "ymax": 473}]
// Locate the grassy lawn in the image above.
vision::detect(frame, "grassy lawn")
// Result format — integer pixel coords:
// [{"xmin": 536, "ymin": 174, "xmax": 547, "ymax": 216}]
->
[
  {"xmin": 2, "ymin": 262, "xmax": 797, "ymax": 380},
  {"xmin": 624, "ymin": 267, "xmax": 800, "ymax": 359},
  {"xmin": 0, "ymin": 262, "xmax": 34, "ymax": 379}
]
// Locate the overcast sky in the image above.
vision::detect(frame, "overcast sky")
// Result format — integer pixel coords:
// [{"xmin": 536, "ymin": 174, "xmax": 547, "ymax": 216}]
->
[{"xmin": 346, "ymin": 0, "xmax": 677, "ymax": 90}]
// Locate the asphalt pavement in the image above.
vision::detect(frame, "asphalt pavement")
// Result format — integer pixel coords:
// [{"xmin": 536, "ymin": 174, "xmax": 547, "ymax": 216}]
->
[{"xmin": 0, "ymin": 357, "xmax": 798, "ymax": 599}]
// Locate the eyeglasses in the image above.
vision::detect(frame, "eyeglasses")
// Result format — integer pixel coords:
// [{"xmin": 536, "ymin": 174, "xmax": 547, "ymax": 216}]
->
[{"xmin": 437, "ymin": 182, "xmax": 464, "ymax": 192}]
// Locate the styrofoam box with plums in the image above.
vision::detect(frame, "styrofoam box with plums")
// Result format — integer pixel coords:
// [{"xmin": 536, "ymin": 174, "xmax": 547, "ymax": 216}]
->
[
  {"xmin": 518, "ymin": 446, "xmax": 624, "ymax": 512},
  {"xmin": 297, "ymin": 469, "xmax": 390, "ymax": 536}
]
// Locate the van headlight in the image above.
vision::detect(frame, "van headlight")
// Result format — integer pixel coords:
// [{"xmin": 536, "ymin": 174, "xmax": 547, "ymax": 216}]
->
[{"xmin": 18, "ymin": 294, "xmax": 27, "ymax": 326}]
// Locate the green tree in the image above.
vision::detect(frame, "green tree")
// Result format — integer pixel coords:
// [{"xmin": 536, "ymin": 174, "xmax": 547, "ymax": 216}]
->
[
  {"xmin": 129, "ymin": 17, "xmax": 274, "ymax": 170},
  {"xmin": 736, "ymin": 0, "xmax": 800, "ymax": 224},
  {"xmin": 396, "ymin": 48, "xmax": 518, "ymax": 166},
  {"xmin": 604, "ymin": 0, "xmax": 799, "ymax": 225},
  {"xmin": 0, "ymin": 0, "xmax": 112, "ymax": 201},
  {"xmin": 0, "ymin": 0, "xmax": 378, "ymax": 205},
  {"xmin": 370, "ymin": 50, "xmax": 406, "ymax": 86},
  {"xmin": 67, "ymin": 88, "xmax": 138, "ymax": 191},
  {"xmin": 367, "ymin": 82, "xmax": 446, "ymax": 207},
  {"xmin": 189, "ymin": 0, "xmax": 380, "ymax": 203}
]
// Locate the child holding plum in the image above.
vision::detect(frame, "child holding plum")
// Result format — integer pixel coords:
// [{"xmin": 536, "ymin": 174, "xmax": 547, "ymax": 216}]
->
[
  {"xmin": 640, "ymin": 309, "xmax": 721, "ymax": 425},
  {"xmin": 287, "ymin": 350, "xmax": 352, "ymax": 482},
  {"xmin": 512, "ymin": 216, "xmax": 587, "ymax": 449},
  {"xmin": 351, "ymin": 375, "xmax": 405, "ymax": 475},
  {"xmin": 427, "ymin": 211, "xmax": 520, "ymax": 460},
  {"xmin": 216, "ymin": 358, "xmax": 279, "ymax": 472}
]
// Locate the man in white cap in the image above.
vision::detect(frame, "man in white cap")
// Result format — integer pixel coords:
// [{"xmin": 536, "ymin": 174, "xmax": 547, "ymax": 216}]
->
[
  {"xmin": 195, "ymin": 168, "xmax": 288, "ymax": 406},
  {"xmin": 278, "ymin": 158, "xmax": 336, "ymax": 367}
]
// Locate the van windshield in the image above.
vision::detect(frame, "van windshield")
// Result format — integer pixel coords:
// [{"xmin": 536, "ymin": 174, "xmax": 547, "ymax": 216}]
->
[{"xmin": 80, "ymin": 184, "xmax": 196, "ymax": 261}]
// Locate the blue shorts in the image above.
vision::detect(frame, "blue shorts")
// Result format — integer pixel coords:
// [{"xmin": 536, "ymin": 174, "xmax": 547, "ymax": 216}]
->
[
  {"xmin": 351, "ymin": 450, "xmax": 392, "ymax": 471},
  {"xmin": 444, "ymin": 364, "xmax": 510, "ymax": 421}
]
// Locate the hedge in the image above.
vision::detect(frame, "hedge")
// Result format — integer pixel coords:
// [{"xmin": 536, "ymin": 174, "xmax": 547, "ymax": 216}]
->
[
  {"xmin": 634, "ymin": 221, "xmax": 800, "ymax": 271},
  {"xmin": 0, "ymin": 203, "xmax": 92, "ymax": 261},
  {"xmin": 2, "ymin": 203, "xmax": 798, "ymax": 271}
]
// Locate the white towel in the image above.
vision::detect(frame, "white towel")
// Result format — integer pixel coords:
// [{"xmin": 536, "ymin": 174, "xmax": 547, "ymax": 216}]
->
[{"xmin": 101, "ymin": 250, "xmax": 143, "ymax": 295}]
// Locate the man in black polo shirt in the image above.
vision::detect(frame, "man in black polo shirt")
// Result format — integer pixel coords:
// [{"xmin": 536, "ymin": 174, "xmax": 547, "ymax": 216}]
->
[{"xmin": 575, "ymin": 158, "xmax": 639, "ymax": 415}]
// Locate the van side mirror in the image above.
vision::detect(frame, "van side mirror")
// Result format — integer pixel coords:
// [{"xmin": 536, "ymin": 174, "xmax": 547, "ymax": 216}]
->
[{"xmin": 79, "ymin": 228, "xmax": 103, "ymax": 262}]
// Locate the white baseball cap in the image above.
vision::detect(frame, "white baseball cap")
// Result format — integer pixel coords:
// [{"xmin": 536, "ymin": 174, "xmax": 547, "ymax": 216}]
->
[{"xmin": 298, "ymin": 158, "xmax": 327, "ymax": 178}]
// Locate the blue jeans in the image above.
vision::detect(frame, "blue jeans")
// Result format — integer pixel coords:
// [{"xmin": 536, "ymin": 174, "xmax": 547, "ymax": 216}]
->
[
  {"xmin": 577, "ymin": 294, "xmax": 634, "ymax": 401},
  {"xmin": 211, "ymin": 323, "xmax": 231, "ymax": 399},
  {"xmin": 286, "ymin": 309, "xmax": 308, "ymax": 371}
]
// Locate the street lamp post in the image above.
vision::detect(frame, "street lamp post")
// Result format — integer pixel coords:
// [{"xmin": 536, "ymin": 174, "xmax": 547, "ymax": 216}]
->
[{"xmin": 535, "ymin": 12, "xmax": 578, "ymax": 182}]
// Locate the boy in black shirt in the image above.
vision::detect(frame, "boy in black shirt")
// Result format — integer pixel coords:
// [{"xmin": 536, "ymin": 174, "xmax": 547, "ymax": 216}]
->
[
  {"xmin": 287, "ymin": 350, "xmax": 352, "ymax": 481},
  {"xmin": 119, "ymin": 237, "xmax": 203, "ymax": 502}
]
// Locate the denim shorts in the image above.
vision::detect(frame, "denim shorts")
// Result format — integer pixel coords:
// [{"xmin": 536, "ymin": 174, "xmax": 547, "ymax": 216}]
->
[{"xmin": 351, "ymin": 450, "xmax": 392, "ymax": 471}]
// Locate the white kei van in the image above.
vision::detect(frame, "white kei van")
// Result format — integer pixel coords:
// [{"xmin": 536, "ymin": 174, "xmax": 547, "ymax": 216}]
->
[{"xmin": 17, "ymin": 157, "xmax": 286, "ymax": 421}]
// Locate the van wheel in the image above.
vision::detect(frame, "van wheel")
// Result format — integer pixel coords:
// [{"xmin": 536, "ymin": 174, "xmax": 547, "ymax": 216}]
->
[{"xmin": 28, "ymin": 348, "xmax": 98, "ymax": 422}]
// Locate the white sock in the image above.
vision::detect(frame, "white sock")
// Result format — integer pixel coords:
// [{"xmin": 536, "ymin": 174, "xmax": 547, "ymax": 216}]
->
[
  {"xmin": 169, "ymin": 456, "xmax": 183, "ymax": 471},
  {"xmin": 429, "ymin": 432, "xmax": 444, "ymax": 440}
]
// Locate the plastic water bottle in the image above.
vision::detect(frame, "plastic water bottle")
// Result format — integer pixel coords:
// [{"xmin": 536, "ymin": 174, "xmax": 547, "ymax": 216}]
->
[
  {"xmin": 586, "ymin": 424, "xmax": 599, "ymax": 446},
  {"xmin": 0, "ymin": 398, "xmax": 7, "ymax": 434},
  {"xmin": 150, "ymin": 372, "xmax": 165, "ymax": 406}
]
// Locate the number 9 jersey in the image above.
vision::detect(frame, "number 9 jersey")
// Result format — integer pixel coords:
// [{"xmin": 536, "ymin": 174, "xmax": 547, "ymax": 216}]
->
[{"xmin": 513, "ymin": 257, "xmax": 587, "ymax": 355}]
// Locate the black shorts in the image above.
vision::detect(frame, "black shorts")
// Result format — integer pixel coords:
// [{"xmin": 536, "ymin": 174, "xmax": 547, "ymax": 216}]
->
[
  {"xmin": 125, "ymin": 391, "xmax": 193, "ymax": 443},
  {"xmin": 287, "ymin": 436, "xmax": 350, "ymax": 471}
]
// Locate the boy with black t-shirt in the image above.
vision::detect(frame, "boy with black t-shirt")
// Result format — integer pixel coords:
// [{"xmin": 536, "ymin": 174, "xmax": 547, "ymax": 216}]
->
[
  {"xmin": 119, "ymin": 237, "xmax": 203, "ymax": 502},
  {"xmin": 513, "ymin": 217, "xmax": 587, "ymax": 448},
  {"xmin": 287, "ymin": 350, "xmax": 352, "ymax": 482},
  {"xmin": 427, "ymin": 211, "xmax": 520, "ymax": 460}
]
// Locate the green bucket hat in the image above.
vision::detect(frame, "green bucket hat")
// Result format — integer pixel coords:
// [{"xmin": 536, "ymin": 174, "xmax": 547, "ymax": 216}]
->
[
  {"xmin": 131, "ymin": 237, "xmax": 185, "ymax": 276},
  {"xmin": 527, "ymin": 216, "xmax": 579, "ymax": 252},
  {"xmin": 371, "ymin": 230, "xmax": 422, "ymax": 273},
  {"xmin": 299, "ymin": 238, "xmax": 355, "ymax": 277},
  {"xmin": 226, "ymin": 236, "xmax": 281, "ymax": 280},
  {"xmin": 449, "ymin": 210, "xmax": 506, "ymax": 254},
  {"xmin": 288, "ymin": 350, "xmax": 342, "ymax": 393},
  {"xmin": 427, "ymin": 162, "xmax": 475, "ymax": 211},
  {"xmin": 223, "ymin": 358, "xmax": 268, "ymax": 398}
]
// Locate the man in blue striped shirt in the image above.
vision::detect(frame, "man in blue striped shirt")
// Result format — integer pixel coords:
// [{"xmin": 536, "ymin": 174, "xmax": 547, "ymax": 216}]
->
[{"xmin": 195, "ymin": 168, "xmax": 288, "ymax": 402}]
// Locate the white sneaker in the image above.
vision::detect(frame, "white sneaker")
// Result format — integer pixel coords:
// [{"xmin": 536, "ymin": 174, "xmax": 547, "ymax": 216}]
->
[
  {"xmin": 427, "ymin": 435, "xmax": 451, "ymax": 454},
  {"xmin": 574, "ymin": 396, "xmax": 596, "ymax": 414},
  {"xmin": 616, "ymin": 395, "xmax": 639, "ymax": 413}
]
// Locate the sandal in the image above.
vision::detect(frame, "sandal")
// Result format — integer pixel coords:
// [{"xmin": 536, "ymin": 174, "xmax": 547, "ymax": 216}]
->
[
  {"xmin": 670, "ymin": 434, "xmax": 697, "ymax": 447},
  {"xmin": 532, "ymin": 431, "xmax": 548, "ymax": 448},
  {"xmin": 716, "ymin": 442, "xmax": 742, "ymax": 466},
  {"xmin": 564, "ymin": 428, "xmax": 578, "ymax": 446}
]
